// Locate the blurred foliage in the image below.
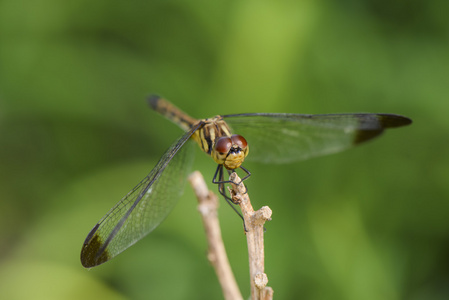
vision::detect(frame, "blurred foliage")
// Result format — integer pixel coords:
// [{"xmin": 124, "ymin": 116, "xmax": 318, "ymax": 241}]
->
[{"xmin": 0, "ymin": 0, "xmax": 448, "ymax": 299}]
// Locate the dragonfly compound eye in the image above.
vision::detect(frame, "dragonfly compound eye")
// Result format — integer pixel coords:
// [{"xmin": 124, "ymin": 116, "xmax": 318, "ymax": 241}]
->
[
  {"xmin": 214, "ymin": 136, "xmax": 232, "ymax": 154},
  {"xmin": 231, "ymin": 134, "xmax": 247, "ymax": 150}
]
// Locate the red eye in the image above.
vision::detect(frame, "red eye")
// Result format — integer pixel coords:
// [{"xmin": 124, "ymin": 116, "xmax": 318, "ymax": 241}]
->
[
  {"xmin": 231, "ymin": 134, "xmax": 247, "ymax": 149},
  {"xmin": 214, "ymin": 137, "xmax": 232, "ymax": 154}
]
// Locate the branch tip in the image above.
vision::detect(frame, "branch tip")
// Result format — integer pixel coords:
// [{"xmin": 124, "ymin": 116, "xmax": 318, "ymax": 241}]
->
[
  {"xmin": 254, "ymin": 272, "xmax": 268, "ymax": 289},
  {"xmin": 253, "ymin": 206, "xmax": 272, "ymax": 225}
]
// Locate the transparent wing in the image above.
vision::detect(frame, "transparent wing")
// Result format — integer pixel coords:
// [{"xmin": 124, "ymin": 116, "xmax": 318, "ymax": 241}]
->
[
  {"xmin": 80, "ymin": 124, "xmax": 199, "ymax": 267},
  {"xmin": 223, "ymin": 113, "xmax": 411, "ymax": 164}
]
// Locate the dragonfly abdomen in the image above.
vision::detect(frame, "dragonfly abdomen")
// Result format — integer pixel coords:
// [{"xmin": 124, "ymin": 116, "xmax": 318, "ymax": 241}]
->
[{"xmin": 149, "ymin": 95, "xmax": 199, "ymax": 131}]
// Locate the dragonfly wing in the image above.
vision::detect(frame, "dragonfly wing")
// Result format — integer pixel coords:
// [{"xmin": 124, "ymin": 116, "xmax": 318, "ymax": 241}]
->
[
  {"xmin": 80, "ymin": 124, "xmax": 199, "ymax": 267},
  {"xmin": 224, "ymin": 113, "xmax": 411, "ymax": 164}
]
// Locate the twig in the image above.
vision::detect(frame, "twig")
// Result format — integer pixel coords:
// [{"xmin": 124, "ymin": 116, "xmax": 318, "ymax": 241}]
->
[
  {"xmin": 229, "ymin": 172, "xmax": 273, "ymax": 300},
  {"xmin": 188, "ymin": 171, "xmax": 243, "ymax": 300}
]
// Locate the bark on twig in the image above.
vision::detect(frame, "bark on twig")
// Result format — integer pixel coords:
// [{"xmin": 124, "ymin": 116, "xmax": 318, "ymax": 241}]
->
[
  {"xmin": 229, "ymin": 172, "xmax": 273, "ymax": 300},
  {"xmin": 188, "ymin": 171, "xmax": 243, "ymax": 300}
]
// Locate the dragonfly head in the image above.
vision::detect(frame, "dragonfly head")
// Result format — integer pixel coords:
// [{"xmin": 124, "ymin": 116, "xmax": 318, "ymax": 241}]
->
[{"xmin": 212, "ymin": 134, "xmax": 249, "ymax": 170}]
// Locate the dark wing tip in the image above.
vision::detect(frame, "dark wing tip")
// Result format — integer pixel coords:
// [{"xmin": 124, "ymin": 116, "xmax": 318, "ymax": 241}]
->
[
  {"xmin": 354, "ymin": 129, "xmax": 384, "ymax": 144},
  {"xmin": 376, "ymin": 114, "xmax": 413, "ymax": 128},
  {"xmin": 147, "ymin": 94, "xmax": 162, "ymax": 110},
  {"xmin": 80, "ymin": 224, "xmax": 111, "ymax": 268},
  {"xmin": 354, "ymin": 114, "xmax": 412, "ymax": 145}
]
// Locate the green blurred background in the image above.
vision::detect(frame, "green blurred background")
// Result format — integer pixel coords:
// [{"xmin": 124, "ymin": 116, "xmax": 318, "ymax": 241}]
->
[{"xmin": 0, "ymin": 0, "xmax": 447, "ymax": 299}]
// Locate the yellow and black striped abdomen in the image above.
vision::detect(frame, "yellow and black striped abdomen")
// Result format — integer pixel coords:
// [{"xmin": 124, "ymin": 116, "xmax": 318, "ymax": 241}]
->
[{"xmin": 149, "ymin": 95, "xmax": 198, "ymax": 131}]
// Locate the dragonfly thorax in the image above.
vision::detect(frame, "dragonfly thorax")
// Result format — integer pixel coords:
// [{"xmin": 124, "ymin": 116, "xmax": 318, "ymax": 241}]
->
[{"xmin": 211, "ymin": 134, "xmax": 249, "ymax": 170}]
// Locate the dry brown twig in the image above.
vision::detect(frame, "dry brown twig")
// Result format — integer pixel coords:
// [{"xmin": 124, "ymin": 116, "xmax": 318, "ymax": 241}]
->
[
  {"xmin": 188, "ymin": 171, "xmax": 242, "ymax": 300},
  {"xmin": 229, "ymin": 172, "xmax": 273, "ymax": 300},
  {"xmin": 188, "ymin": 171, "xmax": 273, "ymax": 300}
]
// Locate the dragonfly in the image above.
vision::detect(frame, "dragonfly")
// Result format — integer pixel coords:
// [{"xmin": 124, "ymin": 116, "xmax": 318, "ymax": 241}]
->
[{"xmin": 81, "ymin": 95, "xmax": 412, "ymax": 268}]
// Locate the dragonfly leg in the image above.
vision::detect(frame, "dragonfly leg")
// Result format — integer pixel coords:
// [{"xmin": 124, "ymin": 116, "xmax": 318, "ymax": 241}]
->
[
  {"xmin": 221, "ymin": 167, "xmax": 251, "ymax": 195},
  {"xmin": 239, "ymin": 165, "xmax": 251, "ymax": 181},
  {"xmin": 213, "ymin": 164, "xmax": 251, "ymax": 185},
  {"xmin": 212, "ymin": 164, "xmax": 248, "ymax": 231},
  {"xmin": 238, "ymin": 166, "xmax": 251, "ymax": 194},
  {"xmin": 213, "ymin": 165, "xmax": 249, "ymax": 202},
  {"xmin": 213, "ymin": 165, "xmax": 233, "ymax": 202}
]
